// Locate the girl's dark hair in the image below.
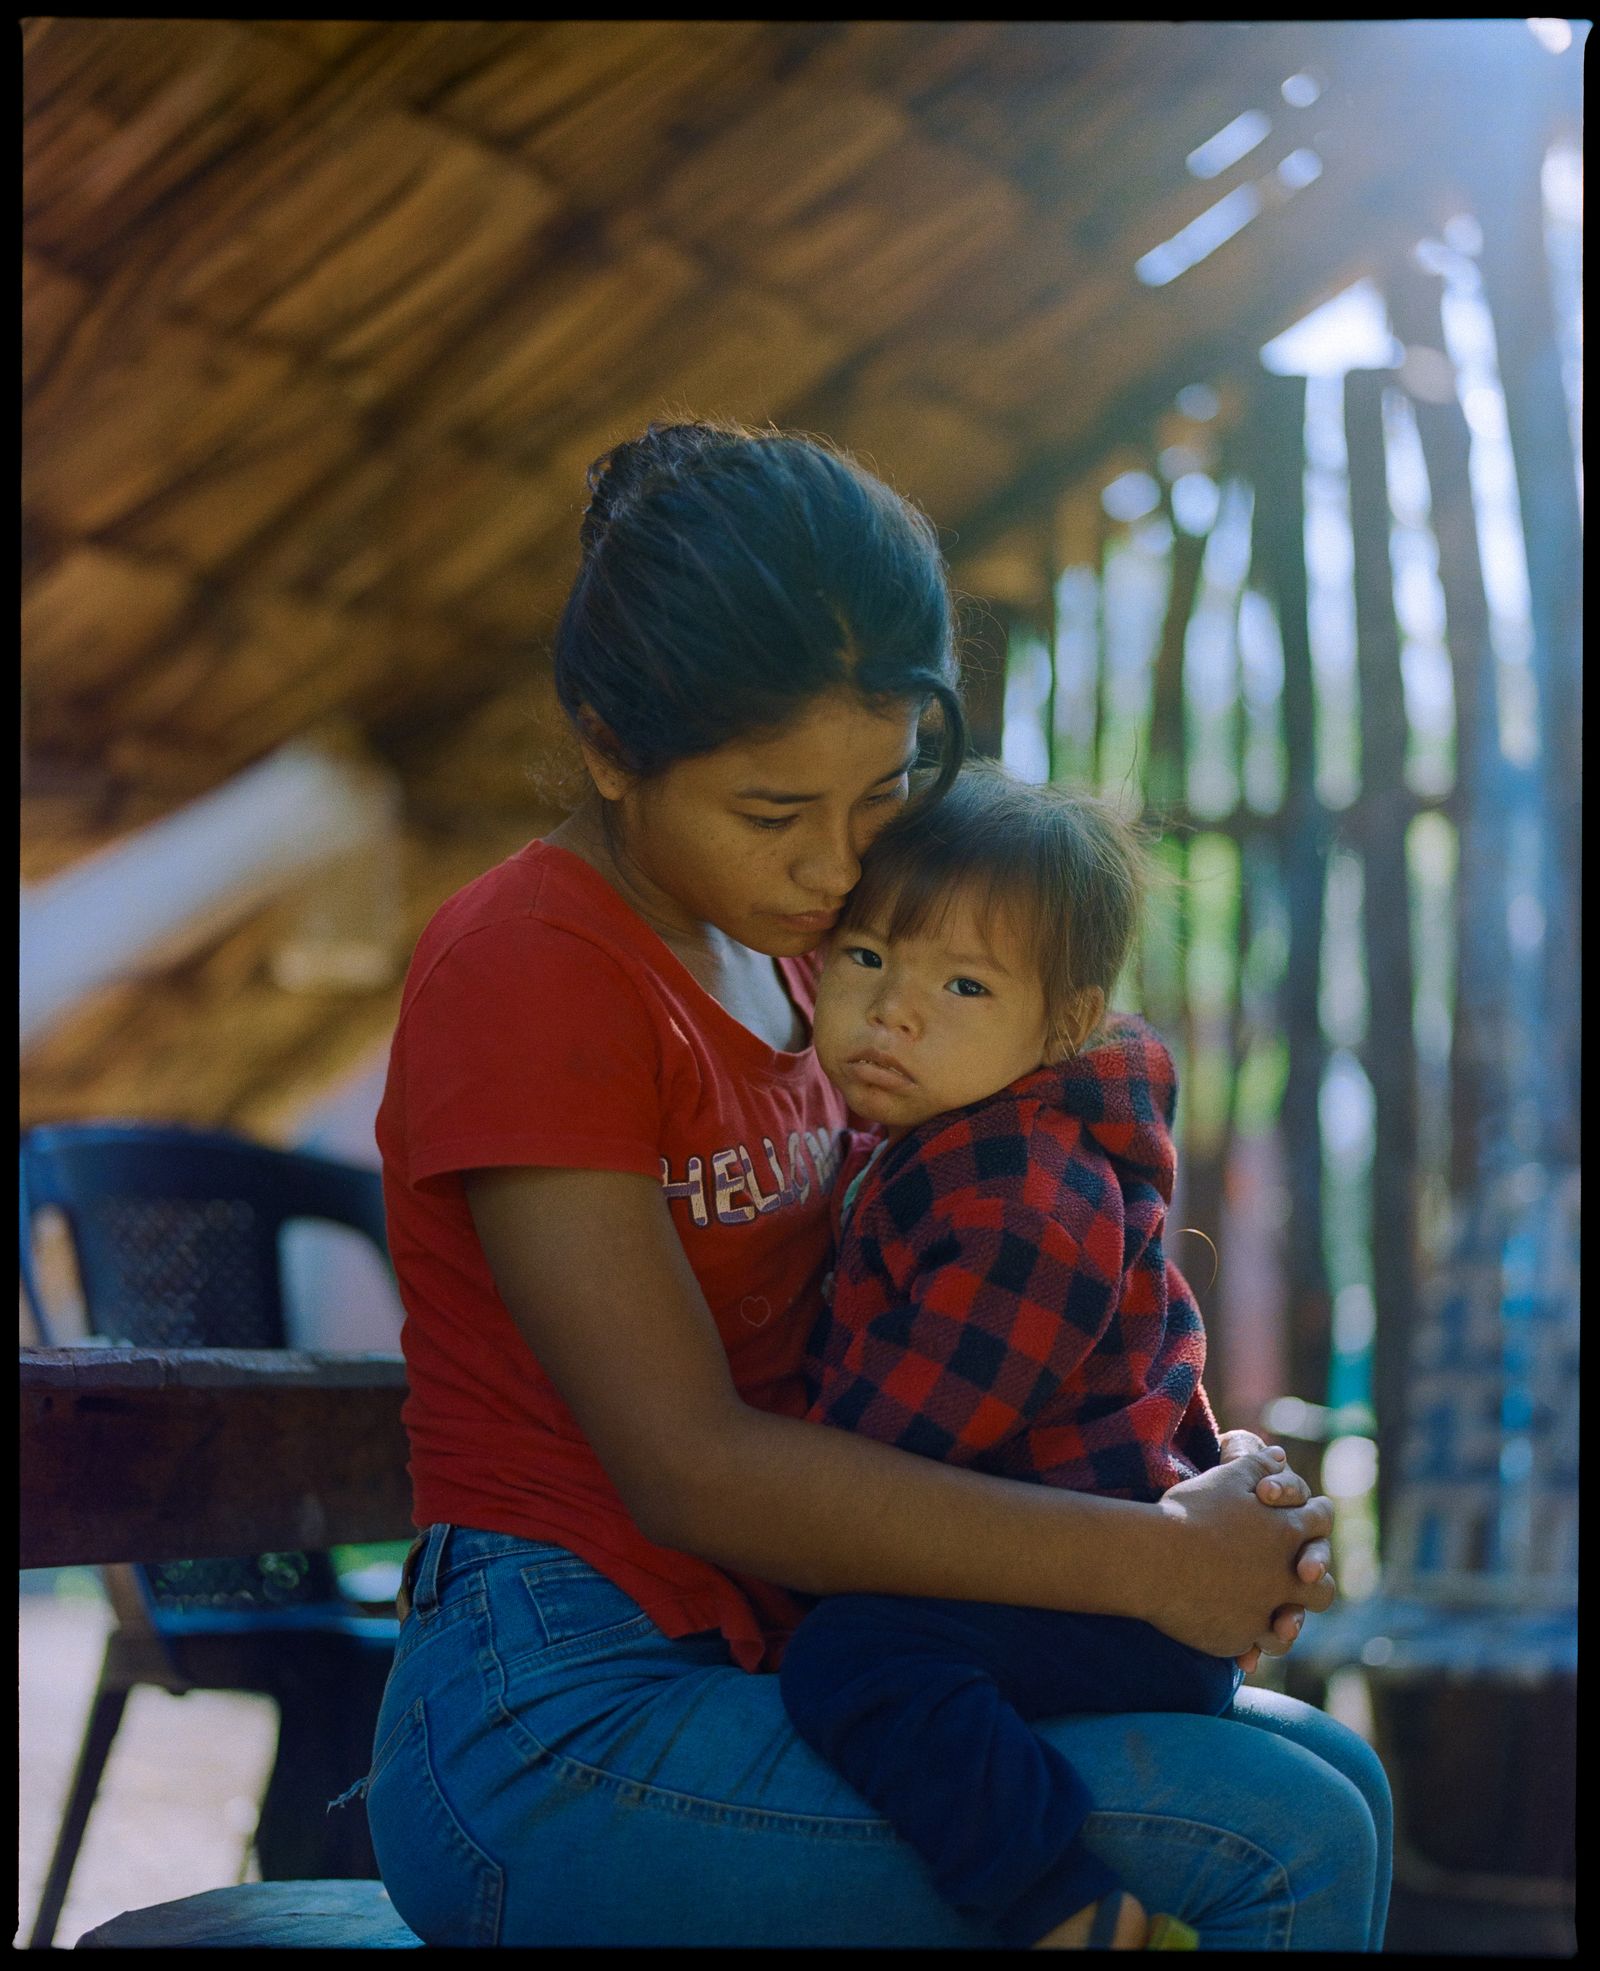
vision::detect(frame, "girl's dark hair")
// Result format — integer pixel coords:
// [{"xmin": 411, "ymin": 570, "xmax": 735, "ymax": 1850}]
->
[
  {"xmin": 553, "ymin": 417, "xmax": 966, "ymax": 799},
  {"xmin": 841, "ymin": 760, "xmax": 1155, "ymax": 1052}
]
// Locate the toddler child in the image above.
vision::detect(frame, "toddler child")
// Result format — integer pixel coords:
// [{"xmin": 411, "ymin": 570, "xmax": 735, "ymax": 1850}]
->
[{"xmin": 779, "ymin": 762, "xmax": 1238, "ymax": 1951}]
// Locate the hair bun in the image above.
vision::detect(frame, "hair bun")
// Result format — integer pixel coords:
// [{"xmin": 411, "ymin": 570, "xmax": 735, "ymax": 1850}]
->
[{"xmin": 579, "ymin": 420, "xmax": 742, "ymax": 554}]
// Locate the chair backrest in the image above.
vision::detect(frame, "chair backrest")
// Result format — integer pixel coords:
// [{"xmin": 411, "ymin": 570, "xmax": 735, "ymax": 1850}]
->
[
  {"xmin": 20, "ymin": 1122, "xmax": 390, "ymax": 1349},
  {"xmin": 19, "ymin": 1120, "xmax": 395, "ymax": 1615}
]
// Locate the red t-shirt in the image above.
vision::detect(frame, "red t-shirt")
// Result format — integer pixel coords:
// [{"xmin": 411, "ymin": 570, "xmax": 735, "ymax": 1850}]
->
[{"xmin": 374, "ymin": 838, "xmax": 848, "ymax": 1672}]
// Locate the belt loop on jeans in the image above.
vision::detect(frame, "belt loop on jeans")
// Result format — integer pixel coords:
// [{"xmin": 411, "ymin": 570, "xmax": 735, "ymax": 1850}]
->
[{"xmin": 398, "ymin": 1523, "xmax": 451, "ymax": 1623}]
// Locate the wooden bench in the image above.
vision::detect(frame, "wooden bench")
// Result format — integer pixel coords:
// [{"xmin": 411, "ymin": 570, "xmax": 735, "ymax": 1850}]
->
[
  {"xmin": 76, "ymin": 1881, "xmax": 423, "ymax": 1948},
  {"xmin": 22, "ymin": 1346, "xmax": 423, "ymax": 1949}
]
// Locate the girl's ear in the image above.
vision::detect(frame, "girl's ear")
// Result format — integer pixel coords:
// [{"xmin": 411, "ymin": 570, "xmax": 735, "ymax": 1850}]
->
[{"xmin": 575, "ymin": 708, "xmax": 633, "ymax": 804}]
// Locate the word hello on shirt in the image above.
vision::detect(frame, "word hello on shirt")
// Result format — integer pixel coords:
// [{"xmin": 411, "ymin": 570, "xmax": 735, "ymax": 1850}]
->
[{"xmin": 659, "ymin": 1130, "xmax": 843, "ymax": 1228}]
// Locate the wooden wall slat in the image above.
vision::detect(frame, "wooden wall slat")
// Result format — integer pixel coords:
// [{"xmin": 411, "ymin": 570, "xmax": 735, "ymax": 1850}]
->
[
  {"xmin": 1144, "ymin": 489, "xmax": 1200, "ymax": 1123},
  {"xmin": 1175, "ymin": 835, "xmax": 1245, "ymax": 1435},
  {"xmin": 1384, "ymin": 257, "xmax": 1513, "ymax": 1195},
  {"xmin": 1245, "ymin": 371, "xmax": 1334, "ymax": 1423},
  {"xmin": 1166, "ymin": 476, "xmax": 1245, "ymax": 1419},
  {"xmin": 1040, "ymin": 528, "xmax": 1061, "ymax": 781},
  {"xmin": 1464, "ymin": 112, "xmax": 1582, "ymax": 1168},
  {"xmin": 1146, "ymin": 500, "xmax": 1207, "ymax": 818},
  {"xmin": 1345, "ymin": 366, "xmax": 1422, "ymax": 1541},
  {"xmin": 1148, "ymin": 484, "xmax": 1229, "ymax": 1411},
  {"xmin": 1089, "ymin": 511, "xmax": 1113, "ymax": 793}
]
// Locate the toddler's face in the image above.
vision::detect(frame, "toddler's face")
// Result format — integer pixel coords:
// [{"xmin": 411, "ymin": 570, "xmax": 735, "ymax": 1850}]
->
[{"xmin": 812, "ymin": 889, "xmax": 1064, "ymax": 1136}]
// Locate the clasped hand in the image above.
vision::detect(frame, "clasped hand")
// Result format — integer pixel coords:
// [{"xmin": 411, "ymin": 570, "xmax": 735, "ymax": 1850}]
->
[
  {"xmin": 1220, "ymin": 1428, "xmax": 1334, "ymax": 1672},
  {"xmin": 1156, "ymin": 1429, "xmax": 1337, "ymax": 1672}
]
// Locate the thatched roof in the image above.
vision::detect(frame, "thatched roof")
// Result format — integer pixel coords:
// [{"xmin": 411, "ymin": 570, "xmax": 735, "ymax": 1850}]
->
[{"xmin": 20, "ymin": 18, "xmax": 1577, "ymax": 1134}]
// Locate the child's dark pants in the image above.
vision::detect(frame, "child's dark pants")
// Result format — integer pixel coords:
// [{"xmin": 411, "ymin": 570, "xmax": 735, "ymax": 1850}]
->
[{"xmin": 778, "ymin": 1594, "xmax": 1242, "ymax": 1949}]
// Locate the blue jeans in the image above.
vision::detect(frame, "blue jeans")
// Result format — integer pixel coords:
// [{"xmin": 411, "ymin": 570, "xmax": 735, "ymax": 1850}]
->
[
  {"xmin": 778, "ymin": 1593, "xmax": 1244, "ymax": 1946},
  {"xmin": 343, "ymin": 1525, "xmax": 1392, "ymax": 1949}
]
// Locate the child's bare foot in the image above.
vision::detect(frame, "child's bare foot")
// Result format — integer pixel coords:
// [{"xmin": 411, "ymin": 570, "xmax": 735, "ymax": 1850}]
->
[{"xmin": 1031, "ymin": 1889, "xmax": 1149, "ymax": 1948}]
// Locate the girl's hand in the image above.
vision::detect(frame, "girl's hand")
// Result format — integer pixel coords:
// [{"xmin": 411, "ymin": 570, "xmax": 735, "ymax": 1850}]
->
[
  {"xmin": 1152, "ymin": 1445, "xmax": 1336, "ymax": 1662},
  {"xmin": 1215, "ymin": 1431, "xmax": 1331, "ymax": 1673}
]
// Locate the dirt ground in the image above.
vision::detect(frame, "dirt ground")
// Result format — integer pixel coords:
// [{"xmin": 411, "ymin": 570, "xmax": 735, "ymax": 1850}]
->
[{"xmin": 17, "ymin": 1579, "xmax": 278, "ymax": 1949}]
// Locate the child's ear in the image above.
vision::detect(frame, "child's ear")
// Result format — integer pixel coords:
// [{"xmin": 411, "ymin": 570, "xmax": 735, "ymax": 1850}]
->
[
  {"xmin": 1044, "ymin": 988, "xmax": 1106, "ymax": 1064},
  {"xmin": 1074, "ymin": 988, "xmax": 1107, "ymax": 1051}
]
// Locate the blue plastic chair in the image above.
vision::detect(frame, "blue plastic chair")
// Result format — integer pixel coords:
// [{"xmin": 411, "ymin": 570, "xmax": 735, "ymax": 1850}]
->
[{"xmin": 20, "ymin": 1121, "xmax": 404, "ymax": 1948}]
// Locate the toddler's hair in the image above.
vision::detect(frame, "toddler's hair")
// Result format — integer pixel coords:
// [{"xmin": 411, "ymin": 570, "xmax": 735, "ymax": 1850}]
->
[{"xmin": 842, "ymin": 760, "xmax": 1155, "ymax": 1052}]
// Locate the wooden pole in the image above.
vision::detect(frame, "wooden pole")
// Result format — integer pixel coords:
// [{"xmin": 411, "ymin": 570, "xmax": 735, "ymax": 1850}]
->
[
  {"xmin": 1384, "ymin": 255, "xmax": 1514, "ymax": 1195},
  {"xmin": 1462, "ymin": 104, "xmax": 1582, "ymax": 1168},
  {"xmin": 1345, "ymin": 366, "xmax": 1423, "ymax": 1544},
  {"xmin": 1040, "ymin": 527, "xmax": 1060, "ymax": 784},
  {"xmin": 1145, "ymin": 485, "xmax": 1206, "ymax": 822},
  {"xmin": 1090, "ymin": 510, "xmax": 1111, "ymax": 796},
  {"xmin": 1244, "ymin": 372, "xmax": 1333, "ymax": 1430}
]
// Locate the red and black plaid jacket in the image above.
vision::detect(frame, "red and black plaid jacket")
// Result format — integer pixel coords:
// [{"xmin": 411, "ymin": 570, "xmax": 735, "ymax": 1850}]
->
[{"xmin": 799, "ymin": 1014, "xmax": 1221, "ymax": 1503}]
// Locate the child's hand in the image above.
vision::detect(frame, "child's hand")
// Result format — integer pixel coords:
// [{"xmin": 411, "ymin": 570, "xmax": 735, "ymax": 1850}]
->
[
  {"xmin": 1217, "ymin": 1431, "xmax": 1330, "ymax": 1674},
  {"xmin": 1218, "ymin": 1429, "xmax": 1307, "ymax": 1504}
]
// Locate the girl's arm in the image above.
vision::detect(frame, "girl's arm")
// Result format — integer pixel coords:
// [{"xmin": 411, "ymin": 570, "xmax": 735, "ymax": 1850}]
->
[{"xmin": 465, "ymin": 1165, "xmax": 1336, "ymax": 1662}]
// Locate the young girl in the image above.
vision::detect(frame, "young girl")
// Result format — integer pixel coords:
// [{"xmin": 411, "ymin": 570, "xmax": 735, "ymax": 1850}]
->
[
  {"xmin": 781, "ymin": 764, "xmax": 1238, "ymax": 1949},
  {"xmin": 356, "ymin": 418, "xmax": 1389, "ymax": 1948}
]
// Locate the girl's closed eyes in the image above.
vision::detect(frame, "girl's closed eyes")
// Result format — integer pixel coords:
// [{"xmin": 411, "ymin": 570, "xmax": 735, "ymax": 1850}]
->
[{"xmin": 741, "ymin": 786, "xmax": 906, "ymax": 832}]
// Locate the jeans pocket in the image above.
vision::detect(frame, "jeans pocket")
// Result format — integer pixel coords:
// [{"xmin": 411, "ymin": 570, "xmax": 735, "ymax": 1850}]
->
[
  {"xmin": 515, "ymin": 1556, "xmax": 659, "ymax": 1665},
  {"xmin": 364, "ymin": 1696, "xmax": 505, "ymax": 1948}
]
